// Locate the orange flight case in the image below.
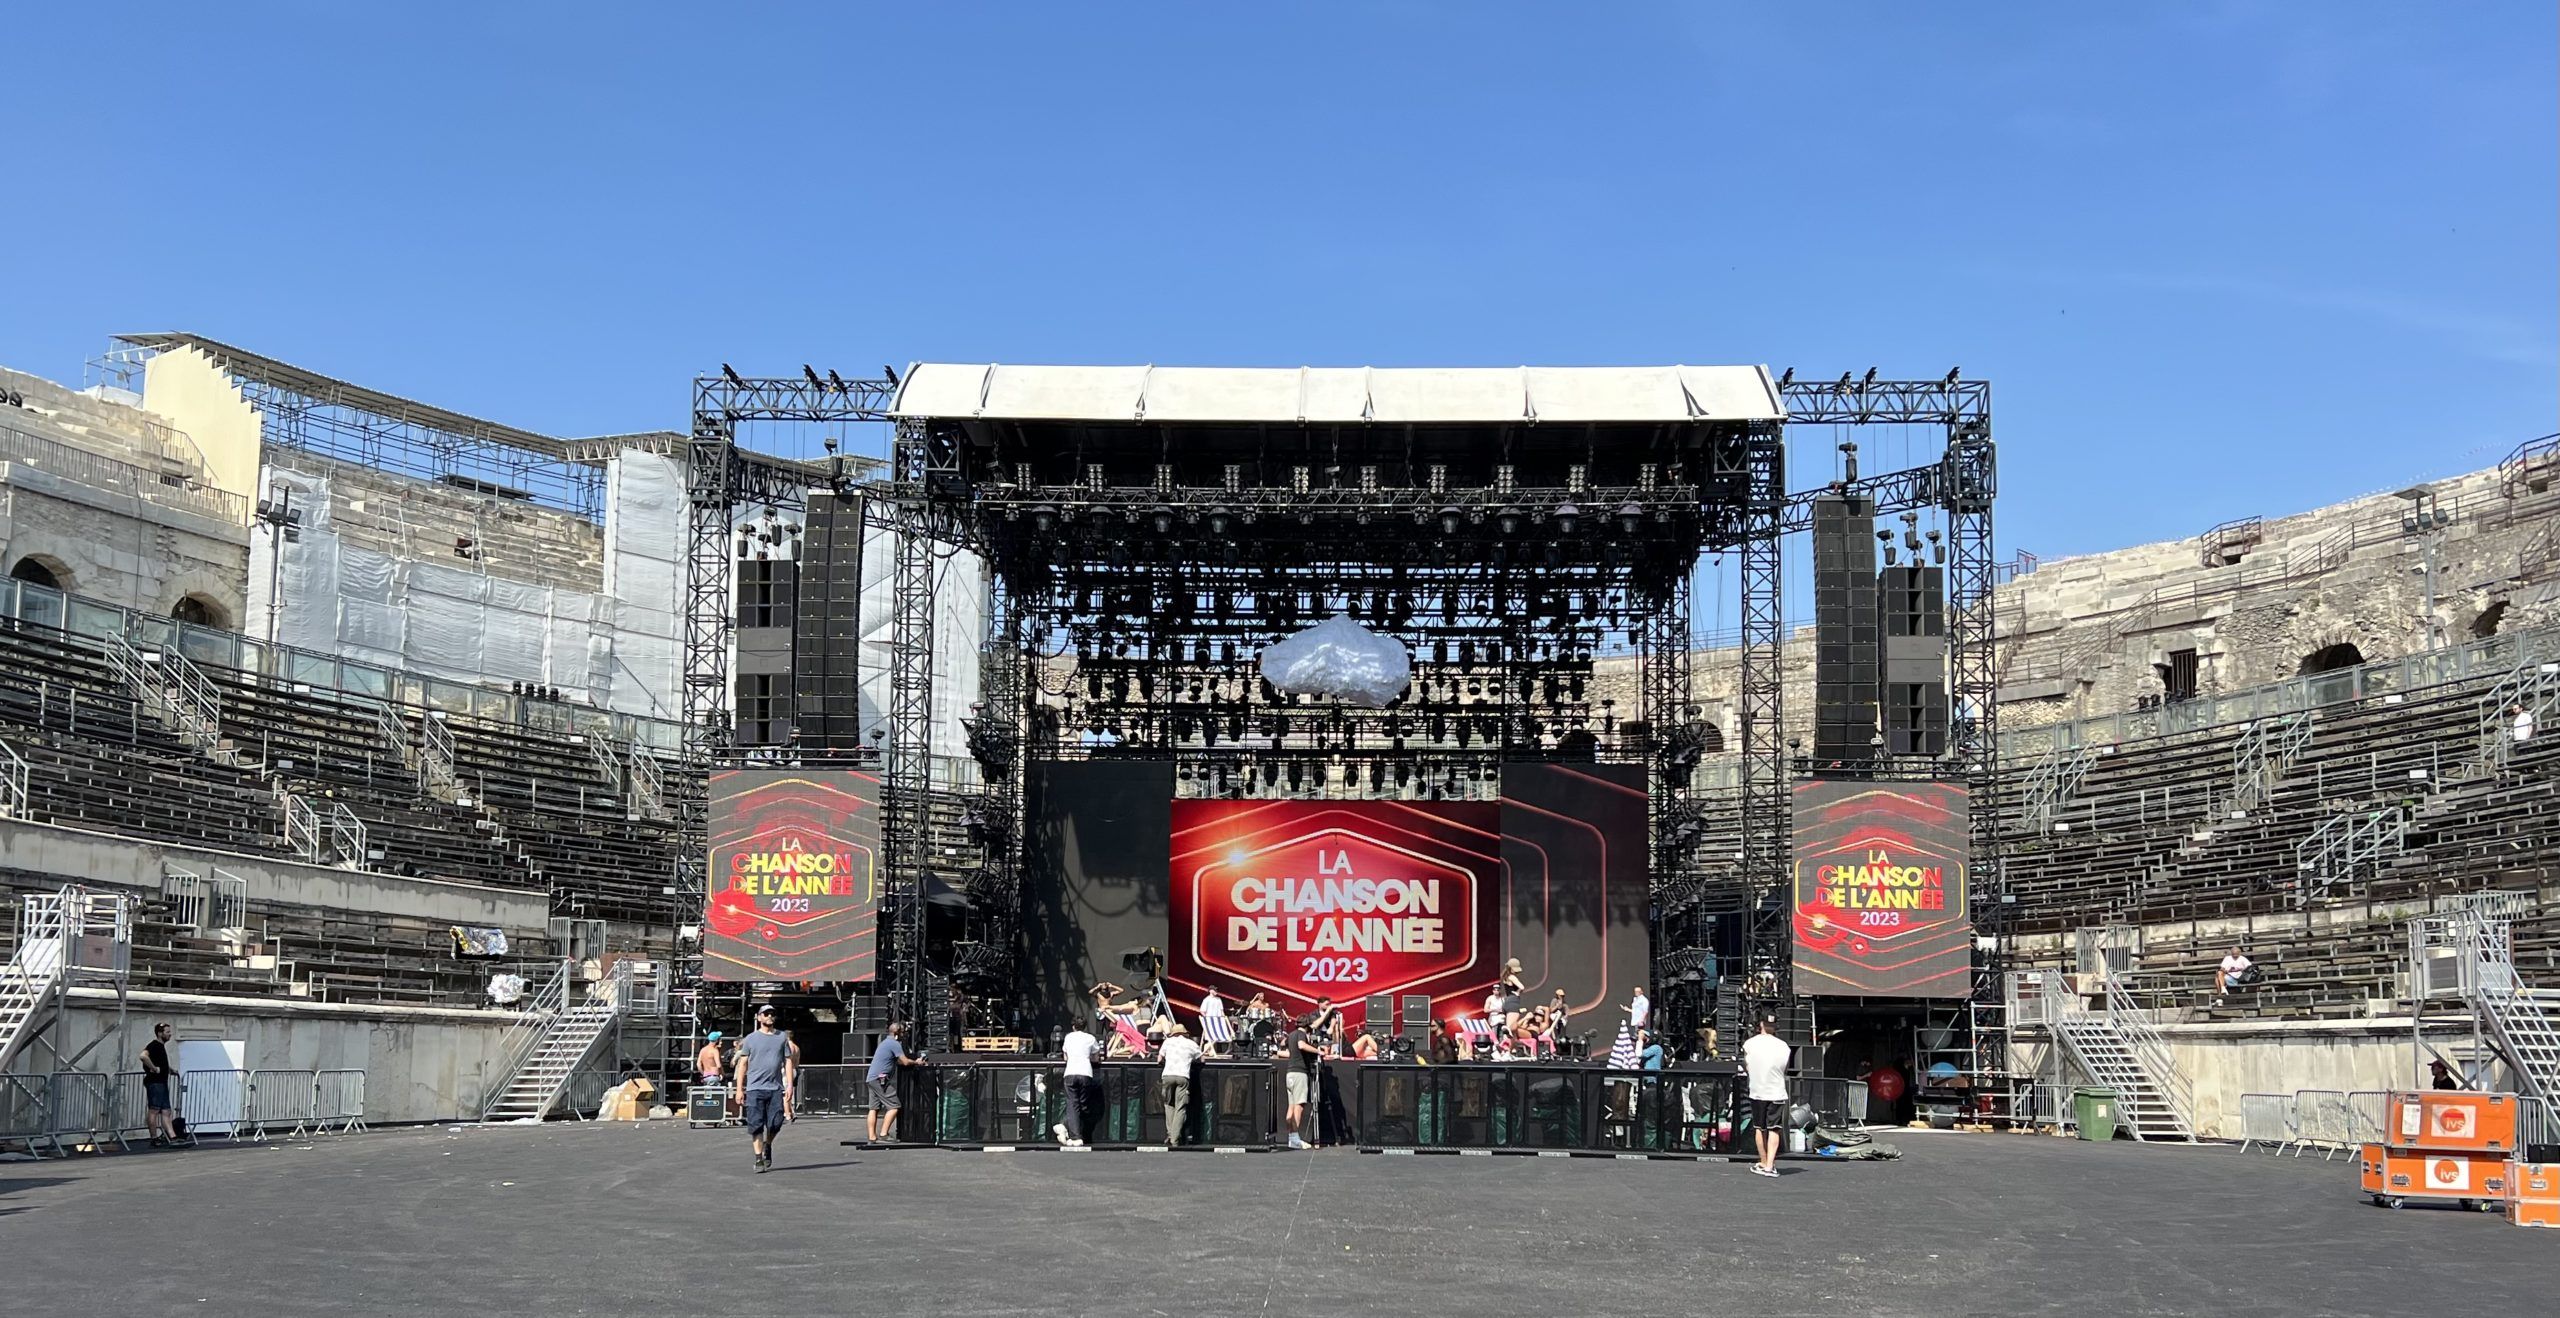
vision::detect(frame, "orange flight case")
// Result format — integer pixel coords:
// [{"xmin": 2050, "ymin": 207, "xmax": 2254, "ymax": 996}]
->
[
  {"xmin": 2360, "ymin": 1143, "xmax": 2513, "ymax": 1208},
  {"xmin": 2511, "ymin": 1163, "xmax": 2560, "ymax": 1228},
  {"xmin": 2381, "ymin": 1090, "xmax": 2520, "ymax": 1153}
]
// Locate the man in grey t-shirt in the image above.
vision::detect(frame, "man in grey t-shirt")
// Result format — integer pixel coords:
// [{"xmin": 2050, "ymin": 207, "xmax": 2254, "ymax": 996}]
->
[{"xmin": 733, "ymin": 1005, "xmax": 797, "ymax": 1172}]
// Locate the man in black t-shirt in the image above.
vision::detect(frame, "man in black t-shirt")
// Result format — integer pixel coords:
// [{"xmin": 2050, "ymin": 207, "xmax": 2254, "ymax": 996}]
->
[
  {"xmin": 1278, "ymin": 1018, "xmax": 1323, "ymax": 1150},
  {"xmin": 140, "ymin": 1022, "xmax": 182, "ymax": 1147}
]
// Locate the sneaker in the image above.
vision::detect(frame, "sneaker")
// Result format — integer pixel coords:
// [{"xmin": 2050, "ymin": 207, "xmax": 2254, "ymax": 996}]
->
[
  {"xmin": 1052, "ymin": 1123, "xmax": 1070, "ymax": 1144},
  {"xmin": 1752, "ymin": 1165, "xmax": 1779, "ymax": 1178},
  {"xmin": 1287, "ymin": 1135, "xmax": 1309, "ymax": 1150}
]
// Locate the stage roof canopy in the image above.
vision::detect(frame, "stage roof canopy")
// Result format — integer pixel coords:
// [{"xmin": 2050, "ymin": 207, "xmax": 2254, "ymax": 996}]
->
[{"xmin": 890, "ymin": 364, "xmax": 1784, "ymax": 426}]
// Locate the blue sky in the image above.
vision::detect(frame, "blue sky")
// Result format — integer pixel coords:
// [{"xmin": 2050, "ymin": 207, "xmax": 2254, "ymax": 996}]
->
[{"xmin": 1, "ymin": 3, "xmax": 2551, "ymax": 587}]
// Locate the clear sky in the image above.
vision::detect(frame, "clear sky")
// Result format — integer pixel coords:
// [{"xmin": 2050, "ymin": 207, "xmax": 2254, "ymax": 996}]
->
[{"xmin": 2, "ymin": 3, "xmax": 2551, "ymax": 583}]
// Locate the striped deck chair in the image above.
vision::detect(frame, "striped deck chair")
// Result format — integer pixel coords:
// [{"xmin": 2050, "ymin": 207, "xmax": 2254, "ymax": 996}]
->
[
  {"xmin": 1200, "ymin": 1011, "xmax": 1235, "ymax": 1053},
  {"xmin": 1109, "ymin": 1012, "xmax": 1151, "ymax": 1058},
  {"xmin": 1454, "ymin": 1016, "xmax": 1497, "ymax": 1059}
]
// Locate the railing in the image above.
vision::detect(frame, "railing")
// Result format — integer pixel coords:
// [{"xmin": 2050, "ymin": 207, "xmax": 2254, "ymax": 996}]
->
[
  {"xmin": 45, "ymin": 1071, "xmax": 121, "ymax": 1154},
  {"xmin": 314, "ymin": 1068, "xmax": 369, "ymax": 1134},
  {"xmin": 2229, "ymin": 714, "xmax": 2310, "ymax": 812},
  {"xmin": 2236, "ymin": 1092, "xmax": 2299, "ymax": 1153},
  {"xmin": 323, "ymin": 799, "xmax": 369, "ymax": 865},
  {"xmin": 2477, "ymin": 659, "xmax": 2560, "ymax": 770},
  {"xmin": 2098, "ymin": 964, "xmax": 2196, "ymax": 1130},
  {"xmin": 360, "ymin": 696, "xmax": 412, "ymax": 761},
  {"xmin": 0, "ymin": 737, "xmax": 27, "ymax": 818},
  {"xmin": 626, "ymin": 740, "xmax": 664, "ymax": 819},
  {"xmin": 583, "ymin": 733, "xmax": 624, "ymax": 793},
  {"xmin": 105, "ymin": 636, "xmax": 224, "ymax": 754},
  {"xmin": 483, "ymin": 958, "xmax": 577, "ymax": 1111},
  {"xmin": 281, "ymin": 792, "xmax": 323, "ymax": 862},
  {"xmin": 419, "ymin": 712, "xmax": 460, "ymax": 797},
  {"xmin": 178, "ymin": 1067, "xmax": 250, "ymax": 1140},
  {"xmin": 246, "ymin": 1068, "xmax": 319, "ymax": 1140},
  {"xmin": 1999, "ymin": 621, "xmax": 2560, "ymax": 760},
  {"xmin": 0, "ymin": 416, "xmax": 251, "ymax": 524}
]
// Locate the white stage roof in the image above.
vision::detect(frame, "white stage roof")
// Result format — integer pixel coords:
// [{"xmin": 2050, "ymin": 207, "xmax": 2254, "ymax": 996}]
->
[{"xmin": 890, "ymin": 364, "xmax": 1784, "ymax": 425}]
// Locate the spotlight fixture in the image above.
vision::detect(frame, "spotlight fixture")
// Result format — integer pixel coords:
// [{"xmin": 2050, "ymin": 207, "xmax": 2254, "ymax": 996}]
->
[{"xmin": 1553, "ymin": 501, "xmax": 1580, "ymax": 535}]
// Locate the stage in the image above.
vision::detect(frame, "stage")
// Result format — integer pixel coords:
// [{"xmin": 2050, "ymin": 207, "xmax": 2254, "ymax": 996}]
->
[{"xmin": 5, "ymin": 1121, "xmax": 2542, "ymax": 1316}]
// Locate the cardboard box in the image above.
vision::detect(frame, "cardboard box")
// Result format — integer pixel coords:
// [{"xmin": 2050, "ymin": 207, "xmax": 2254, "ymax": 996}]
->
[{"xmin": 2383, "ymin": 1090, "xmax": 2518, "ymax": 1153}]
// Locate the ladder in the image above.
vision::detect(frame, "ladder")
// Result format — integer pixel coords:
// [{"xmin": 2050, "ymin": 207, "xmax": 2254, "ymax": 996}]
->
[{"xmin": 480, "ymin": 961, "xmax": 633, "ymax": 1122}]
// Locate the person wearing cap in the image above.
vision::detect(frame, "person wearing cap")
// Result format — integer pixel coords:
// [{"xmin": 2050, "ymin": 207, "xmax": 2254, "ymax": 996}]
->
[
  {"xmin": 1158, "ymin": 1021, "xmax": 1203, "ymax": 1145},
  {"xmin": 696, "ymin": 1033, "xmax": 725, "ymax": 1089},
  {"xmin": 732, "ymin": 1005, "xmax": 798, "ymax": 1172}
]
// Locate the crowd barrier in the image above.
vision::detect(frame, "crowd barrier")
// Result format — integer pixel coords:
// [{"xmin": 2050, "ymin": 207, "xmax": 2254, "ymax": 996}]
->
[
  {"xmin": 0, "ymin": 1067, "xmax": 371, "ymax": 1156},
  {"xmin": 2238, "ymin": 1088, "xmax": 2549, "ymax": 1157},
  {"xmin": 759, "ymin": 1058, "xmax": 1848, "ymax": 1154}
]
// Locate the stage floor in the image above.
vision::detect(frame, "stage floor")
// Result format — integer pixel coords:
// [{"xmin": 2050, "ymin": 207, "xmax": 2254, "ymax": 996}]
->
[{"xmin": 3, "ymin": 1122, "xmax": 2542, "ymax": 1316}]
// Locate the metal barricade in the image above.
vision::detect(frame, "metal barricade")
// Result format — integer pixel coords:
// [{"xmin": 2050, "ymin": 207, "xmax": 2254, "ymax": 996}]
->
[
  {"xmin": 107, "ymin": 1071, "xmax": 154, "ymax": 1142},
  {"xmin": 313, "ymin": 1069, "xmax": 368, "ymax": 1135},
  {"xmin": 44, "ymin": 1071, "xmax": 121, "ymax": 1155},
  {"xmin": 246, "ymin": 1069, "xmax": 319, "ymax": 1141},
  {"xmin": 2237, "ymin": 1092, "xmax": 2298, "ymax": 1153},
  {"xmin": 2292, "ymin": 1089, "xmax": 2353, "ymax": 1160},
  {"xmin": 2345, "ymin": 1090, "xmax": 2388, "ymax": 1147},
  {"xmin": 180, "ymin": 1067, "xmax": 250, "ymax": 1141},
  {"xmin": 0, "ymin": 1074, "xmax": 46, "ymax": 1151}
]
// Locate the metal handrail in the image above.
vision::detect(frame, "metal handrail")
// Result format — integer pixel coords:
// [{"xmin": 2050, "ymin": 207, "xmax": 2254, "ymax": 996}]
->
[
  {"xmin": 0, "ymin": 417, "xmax": 250, "ymax": 524},
  {"xmin": 418, "ymin": 713, "xmax": 459, "ymax": 796},
  {"xmin": 583, "ymin": 733, "xmax": 624, "ymax": 792},
  {"xmin": 280, "ymin": 792, "xmax": 322, "ymax": 862},
  {"xmin": 0, "ymin": 738, "xmax": 28, "ymax": 818},
  {"xmin": 485, "ymin": 958, "xmax": 577, "ymax": 1106},
  {"xmin": 2098, "ymin": 963, "xmax": 2195, "ymax": 1128},
  {"xmin": 626, "ymin": 739, "xmax": 664, "ymax": 819}
]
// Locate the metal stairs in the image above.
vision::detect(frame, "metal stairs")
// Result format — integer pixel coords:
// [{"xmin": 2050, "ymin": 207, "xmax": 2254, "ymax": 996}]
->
[
  {"xmin": 2016, "ymin": 962, "xmax": 2198, "ymax": 1142},
  {"xmin": 0, "ymin": 894, "xmax": 71, "ymax": 1076},
  {"xmin": 480, "ymin": 960, "xmax": 635, "ymax": 1123},
  {"xmin": 103, "ymin": 636, "xmax": 230, "ymax": 762},
  {"xmin": 2229, "ymin": 714, "xmax": 2311, "ymax": 813},
  {"xmin": 2018, "ymin": 743, "xmax": 2094, "ymax": 830},
  {"xmin": 2457, "ymin": 913, "xmax": 2560, "ymax": 1110},
  {"xmin": 2293, "ymin": 806, "xmax": 2408, "ymax": 900}
]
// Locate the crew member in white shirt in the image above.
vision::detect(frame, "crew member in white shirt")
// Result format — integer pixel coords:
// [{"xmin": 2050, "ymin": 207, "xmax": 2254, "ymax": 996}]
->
[
  {"xmin": 1158, "ymin": 1022, "xmax": 1204, "ymax": 1145},
  {"xmin": 1741, "ymin": 1014, "xmax": 1791, "ymax": 1179},
  {"xmin": 1054, "ymin": 1023, "xmax": 1101, "ymax": 1147}
]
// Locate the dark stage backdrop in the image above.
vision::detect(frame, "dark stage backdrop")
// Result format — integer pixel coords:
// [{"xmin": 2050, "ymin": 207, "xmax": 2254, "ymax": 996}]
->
[
  {"xmin": 1167, "ymin": 799, "xmax": 1501, "ymax": 1032},
  {"xmin": 1790, "ymin": 779, "xmax": 1973, "ymax": 998},
  {"xmin": 1024, "ymin": 760, "xmax": 1174, "ymax": 1037},
  {"xmin": 1498, "ymin": 762, "xmax": 1652, "ymax": 1024},
  {"xmin": 703, "ymin": 769, "xmax": 880, "ymax": 982}
]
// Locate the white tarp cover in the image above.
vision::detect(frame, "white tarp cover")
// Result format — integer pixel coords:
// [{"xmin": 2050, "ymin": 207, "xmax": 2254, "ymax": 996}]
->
[
  {"xmin": 891, "ymin": 363, "xmax": 1784, "ymax": 424},
  {"xmin": 1259, "ymin": 615, "xmax": 1411, "ymax": 708},
  {"xmin": 253, "ymin": 450, "xmax": 689, "ymax": 719}
]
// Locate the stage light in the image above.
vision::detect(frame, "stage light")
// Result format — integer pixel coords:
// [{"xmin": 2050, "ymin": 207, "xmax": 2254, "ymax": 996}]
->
[
  {"xmin": 882, "ymin": 364, "xmax": 901, "ymax": 387},
  {"xmin": 1617, "ymin": 502, "xmax": 1643, "ymax": 535},
  {"xmin": 721, "ymin": 364, "xmax": 745, "ymax": 387},
  {"xmin": 1152, "ymin": 508, "xmax": 1176, "ymax": 535},
  {"xmin": 803, "ymin": 365, "xmax": 824, "ymax": 390},
  {"xmin": 1779, "ymin": 367, "xmax": 1795, "ymax": 386},
  {"xmin": 1032, "ymin": 505, "xmax": 1058, "ymax": 533},
  {"xmin": 1207, "ymin": 510, "xmax": 1231, "ymax": 536},
  {"xmin": 1438, "ymin": 507, "xmax": 1463, "ymax": 537},
  {"xmin": 1554, "ymin": 502, "xmax": 1580, "ymax": 535},
  {"xmin": 1497, "ymin": 507, "xmax": 1523, "ymax": 536}
]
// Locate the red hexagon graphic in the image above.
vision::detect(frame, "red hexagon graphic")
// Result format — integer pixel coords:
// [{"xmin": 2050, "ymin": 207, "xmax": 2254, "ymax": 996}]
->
[{"xmin": 1173, "ymin": 803, "xmax": 1491, "ymax": 1018}]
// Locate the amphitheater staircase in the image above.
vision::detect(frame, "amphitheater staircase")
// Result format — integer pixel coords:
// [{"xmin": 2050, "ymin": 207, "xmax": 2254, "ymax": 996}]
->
[
  {"xmin": 481, "ymin": 960, "xmax": 633, "ymax": 1123},
  {"xmin": 0, "ymin": 894, "xmax": 70, "ymax": 1076},
  {"xmin": 2038, "ymin": 966, "xmax": 2198, "ymax": 1142}
]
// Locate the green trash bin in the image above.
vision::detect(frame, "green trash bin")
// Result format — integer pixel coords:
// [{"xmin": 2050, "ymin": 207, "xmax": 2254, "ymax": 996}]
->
[{"xmin": 2073, "ymin": 1087, "xmax": 2120, "ymax": 1141}]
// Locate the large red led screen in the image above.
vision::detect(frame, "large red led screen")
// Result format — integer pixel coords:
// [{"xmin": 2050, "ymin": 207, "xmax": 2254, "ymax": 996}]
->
[
  {"xmin": 1167, "ymin": 800, "xmax": 1500, "ymax": 1029},
  {"xmin": 1790, "ymin": 779, "xmax": 1973, "ymax": 998},
  {"xmin": 702, "ymin": 770, "xmax": 880, "ymax": 983}
]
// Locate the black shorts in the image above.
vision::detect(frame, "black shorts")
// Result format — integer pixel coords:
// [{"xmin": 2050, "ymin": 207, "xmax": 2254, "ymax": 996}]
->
[
  {"xmin": 742, "ymin": 1087, "xmax": 786, "ymax": 1135},
  {"xmin": 1751, "ymin": 1098, "xmax": 1787, "ymax": 1132},
  {"xmin": 869, "ymin": 1078, "xmax": 901, "ymax": 1112},
  {"xmin": 146, "ymin": 1080, "xmax": 173, "ymax": 1112}
]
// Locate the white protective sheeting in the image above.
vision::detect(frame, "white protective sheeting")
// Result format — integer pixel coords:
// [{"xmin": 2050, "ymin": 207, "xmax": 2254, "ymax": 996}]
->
[
  {"xmin": 891, "ymin": 363, "xmax": 1784, "ymax": 424},
  {"xmin": 853, "ymin": 520, "xmax": 986, "ymax": 761},
  {"xmin": 254, "ymin": 448, "xmax": 689, "ymax": 718},
  {"xmin": 603, "ymin": 452, "xmax": 685, "ymax": 719}
]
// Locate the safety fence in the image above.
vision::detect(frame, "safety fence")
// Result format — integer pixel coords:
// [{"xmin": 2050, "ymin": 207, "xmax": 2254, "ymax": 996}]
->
[
  {"xmin": 0, "ymin": 1067, "xmax": 369, "ymax": 1156},
  {"xmin": 2236, "ymin": 1088, "xmax": 2555, "ymax": 1159}
]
